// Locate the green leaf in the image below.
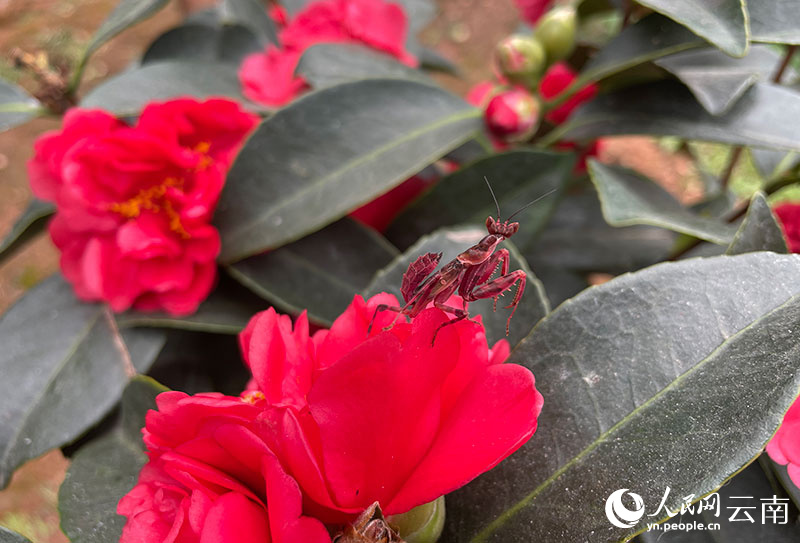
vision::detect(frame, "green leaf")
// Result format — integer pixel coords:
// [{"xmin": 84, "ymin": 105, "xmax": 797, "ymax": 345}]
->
[
  {"xmin": 115, "ymin": 276, "xmax": 268, "ymax": 334},
  {"xmin": 80, "ymin": 61, "xmax": 246, "ymax": 116},
  {"xmin": 588, "ymin": 160, "xmax": 737, "ymax": 244},
  {"xmin": 554, "ymin": 82, "xmax": 800, "ymax": 152},
  {"xmin": 364, "ymin": 226, "xmax": 549, "ymax": 347},
  {"xmin": 218, "ymin": 0, "xmax": 279, "ymax": 45},
  {"xmin": 576, "ymin": 14, "xmax": 705, "ymax": 90},
  {"xmin": 655, "ymin": 45, "xmax": 785, "ymax": 115},
  {"xmin": 59, "ymin": 377, "xmax": 166, "ymax": 543},
  {"xmin": 0, "ymin": 527, "xmax": 31, "ymax": 543},
  {"xmin": 633, "ymin": 0, "xmax": 748, "ymax": 57},
  {"xmin": 142, "ymin": 23, "xmax": 261, "ymax": 65},
  {"xmin": 637, "ymin": 461, "xmax": 800, "ymax": 542},
  {"xmin": 215, "ymin": 79, "xmax": 481, "ymax": 262},
  {"xmin": 525, "ymin": 187, "xmax": 675, "ymax": 274},
  {"xmin": 84, "ymin": 0, "xmax": 170, "ymax": 58},
  {"xmin": 385, "ymin": 150, "xmax": 575, "ymax": 251},
  {"xmin": 228, "ymin": 219, "xmax": 399, "ymax": 325},
  {"xmin": 0, "ymin": 276, "xmax": 165, "ymax": 488},
  {"xmin": 148, "ymin": 331, "xmax": 248, "ymax": 395},
  {"xmin": 727, "ymin": 192, "xmax": 788, "ymax": 255},
  {"xmin": 0, "ymin": 79, "xmax": 41, "ymax": 132},
  {"xmin": 297, "ymin": 44, "xmax": 430, "ymax": 89},
  {"xmin": 749, "ymin": 1, "xmax": 800, "ymax": 45},
  {"xmin": 0, "ymin": 199, "xmax": 53, "ymax": 265},
  {"xmin": 750, "ymin": 148, "xmax": 799, "ymax": 181},
  {"xmin": 443, "ymin": 252, "xmax": 800, "ymax": 542}
]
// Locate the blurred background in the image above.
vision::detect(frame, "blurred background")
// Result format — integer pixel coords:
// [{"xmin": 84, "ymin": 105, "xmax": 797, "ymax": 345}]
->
[{"xmin": 0, "ymin": 0, "xmax": 761, "ymax": 540}]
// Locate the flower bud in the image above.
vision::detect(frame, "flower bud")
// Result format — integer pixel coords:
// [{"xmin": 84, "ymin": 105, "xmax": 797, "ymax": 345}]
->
[
  {"xmin": 387, "ymin": 496, "xmax": 446, "ymax": 543},
  {"xmin": 494, "ymin": 34, "xmax": 547, "ymax": 87},
  {"xmin": 484, "ymin": 88, "xmax": 541, "ymax": 142},
  {"xmin": 535, "ymin": 5, "xmax": 577, "ymax": 62}
]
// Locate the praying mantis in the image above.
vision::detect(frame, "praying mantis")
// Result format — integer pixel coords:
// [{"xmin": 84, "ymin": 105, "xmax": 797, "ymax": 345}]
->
[{"xmin": 370, "ymin": 179, "xmax": 555, "ymax": 344}]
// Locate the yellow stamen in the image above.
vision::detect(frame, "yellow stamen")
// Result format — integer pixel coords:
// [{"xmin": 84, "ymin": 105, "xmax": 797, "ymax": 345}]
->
[{"xmin": 108, "ymin": 177, "xmax": 190, "ymax": 239}]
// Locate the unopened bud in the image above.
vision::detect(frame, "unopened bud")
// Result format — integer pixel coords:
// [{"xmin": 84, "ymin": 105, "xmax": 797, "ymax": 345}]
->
[
  {"xmin": 484, "ymin": 88, "xmax": 541, "ymax": 142},
  {"xmin": 387, "ymin": 496, "xmax": 446, "ymax": 543},
  {"xmin": 494, "ymin": 34, "xmax": 547, "ymax": 87},
  {"xmin": 535, "ymin": 5, "xmax": 577, "ymax": 62}
]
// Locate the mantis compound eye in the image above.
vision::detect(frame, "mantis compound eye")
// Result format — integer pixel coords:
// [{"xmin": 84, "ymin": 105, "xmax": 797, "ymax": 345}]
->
[{"xmin": 486, "ymin": 216, "xmax": 497, "ymax": 233}]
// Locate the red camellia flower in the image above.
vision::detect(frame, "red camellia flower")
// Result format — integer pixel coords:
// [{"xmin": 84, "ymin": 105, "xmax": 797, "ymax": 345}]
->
[
  {"xmin": 514, "ymin": 0, "xmax": 555, "ymax": 24},
  {"xmin": 118, "ymin": 392, "xmax": 331, "ymax": 542},
  {"xmin": 484, "ymin": 88, "xmax": 541, "ymax": 143},
  {"xmin": 767, "ymin": 398, "xmax": 800, "ymax": 487},
  {"xmin": 240, "ymin": 293, "xmax": 543, "ymax": 523},
  {"xmin": 538, "ymin": 62, "xmax": 597, "ymax": 124},
  {"xmin": 28, "ymin": 99, "xmax": 258, "ymax": 315},
  {"xmin": 774, "ymin": 202, "xmax": 800, "ymax": 253},
  {"xmin": 240, "ymin": 0, "xmax": 416, "ymax": 107}
]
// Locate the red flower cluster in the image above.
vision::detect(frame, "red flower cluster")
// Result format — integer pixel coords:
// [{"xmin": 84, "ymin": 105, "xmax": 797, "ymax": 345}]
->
[
  {"xmin": 467, "ymin": 63, "xmax": 600, "ymax": 167},
  {"xmin": 767, "ymin": 398, "xmax": 800, "ymax": 487},
  {"xmin": 774, "ymin": 202, "xmax": 800, "ymax": 253},
  {"xmin": 240, "ymin": 0, "xmax": 416, "ymax": 107},
  {"xmin": 119, "ymin": 294, "xmax": 543, "ymax": 540},
  {"xmin": 28, "ymin": 99, "xmax": 258, "ymax": 315}
]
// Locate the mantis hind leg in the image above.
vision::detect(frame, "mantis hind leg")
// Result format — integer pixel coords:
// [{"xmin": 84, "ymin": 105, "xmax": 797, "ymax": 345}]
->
[{"xmin": 367, "ymin": 304, "xmax": 406, "ymax": 335}]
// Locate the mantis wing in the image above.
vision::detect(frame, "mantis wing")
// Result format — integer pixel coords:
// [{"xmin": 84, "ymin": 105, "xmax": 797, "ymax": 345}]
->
[{"xmin": 401, "ymin": 252, "xmax": 442, "ymax": 303}]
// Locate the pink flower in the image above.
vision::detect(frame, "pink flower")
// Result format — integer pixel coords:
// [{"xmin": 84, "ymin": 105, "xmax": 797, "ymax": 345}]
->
[
  {"xmin": 240, "ymin": 294, "xmax": 542, "ymax": 523},
  {"xmin": 514, "ymin": 0, "xmax": 555, "ymax": 24},
  {"xmin": 767, "ymin": 398, "xmax": 800, "ymax": 487},
  {"xmin": 118, "ymin": 392, "xmax": 330, "ymax": 542},
  {"xmin": 239, "ymin": 0, "xmax": 416, "ymax": 107},
  {"xmin": 774, "ymin": 203, "xmax": 800, "ymax": 253},
  {"xmin": 484, "ymin": 88, "xmax": 541, "ymax": 143},
  {"xmin": 539, "ymin": 62, "xmax": 597, "ymax": 125},
  {"xmin": 28, "ymin": 99, "xmax": 258, "ymax": 315}
]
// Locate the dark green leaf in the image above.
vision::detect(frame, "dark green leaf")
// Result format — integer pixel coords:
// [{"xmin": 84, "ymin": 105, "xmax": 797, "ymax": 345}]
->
[
  {"xmin": 750, "ymin": 148, "xmax": 799, "ymax": 181},
  {"xmin": 525, "ymin": 186, "xmax": 675, "ymax": 273},
  {"xmin": 228, "ymin": 219, "xmax": 398, "ymax": 324},
  {"xmin": 0, "ymin": 527, "xmax": 31, "ymax": 543},
  {"xmin": 0, "ymin": 79, "xmax": 41, "ymax": 132},
  {"xmin": 769, "ymin": 457, "xmax": 800, "ymax": 511},
  {"xmin": 218, "ymin": 0, "xmax": 279, "ymax": 45},
  {"xmin": 588, "ymin": 160, "xmax": 737, "ymax": 244},
  {"xmin": 215, "ymin": 79, "xmax": 481, "ymax": 262},
  {"xmin": 115, "ymin": 276, "xmax": 267, "ymax": 334},
  {"xmin": 533, "ymin": 265, "xmax": 588, "ymax": 308},
  {"xmin": 80, "ymin": 61, "xmax": 246, "ymax": 116},
  {"xmin": 0, "ymin": 199, "xmax": 53, "ymax": 265},
  {"xmin": 142, "ymin": 23, "xmax": 261, "ymax": 65},
  {"xmin": 84, "ymin": 0, "xmax": 170, "ymax": 58},
  {"xmin": 59, "ymin": 377, "xmax": 166, "ymax": 543},
  {"xmin": 749, "ymin": 1, "xmax": 800, "ymax": 45},
  {"xmin": 444, "ymin": 252, "xmax": 800, "ymax": 542},
  {"xmin": 727, "ymin": 192, "xmax": 788, "ymax": 255},
  {"xmin": 386, "ymin": 150, "xmax": 574, "ymax": 251},
  {"xmin": 633, "ymin": 0, "xmax": 747, "ymax": 57},
  {"xmin": 297, "ymin": 44, "xmax": 430, "ymax": 89},
  {"xmin": 0, "ymin": 276, "xmax": 164, "ymax": 488},
  {"xmin": 636, "ymin": 461, "xmax": 800, "ymax": 542},
  {"xmin": 148, "ymin": 331, "xmax": 248, "ymax": 395},
  {"xmin": 576, "ymin": 14, "xmax": 705, "ymax": 89},
  {"xmin": 555, "ymin": 82, "xmax": 800, "ymax": 152},
  {"xmin": 655, "ymin": 45, "xmax": 784, "ymax": 115},
  {"xmin": 418, "ymin": 47, "xmax": 459, "ymax": 75},
  {"xmin": 364, "ymin": 226, "xmax": 549, "ymax": 347}
]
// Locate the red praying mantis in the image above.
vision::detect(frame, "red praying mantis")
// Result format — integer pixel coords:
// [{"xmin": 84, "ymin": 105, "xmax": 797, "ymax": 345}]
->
[{"xmin": 369, "ymin": 179, "xmax": 556, "ymax": 344}]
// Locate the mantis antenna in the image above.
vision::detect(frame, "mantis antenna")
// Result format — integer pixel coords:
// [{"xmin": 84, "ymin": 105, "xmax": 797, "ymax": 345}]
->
[
  {"xmin": 484, "ymin": 176, "xmax": 502, "ymax": 220},
  {"xmin": 507, "ymin": 188, "xmax": 558, "ymax": 221}
]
